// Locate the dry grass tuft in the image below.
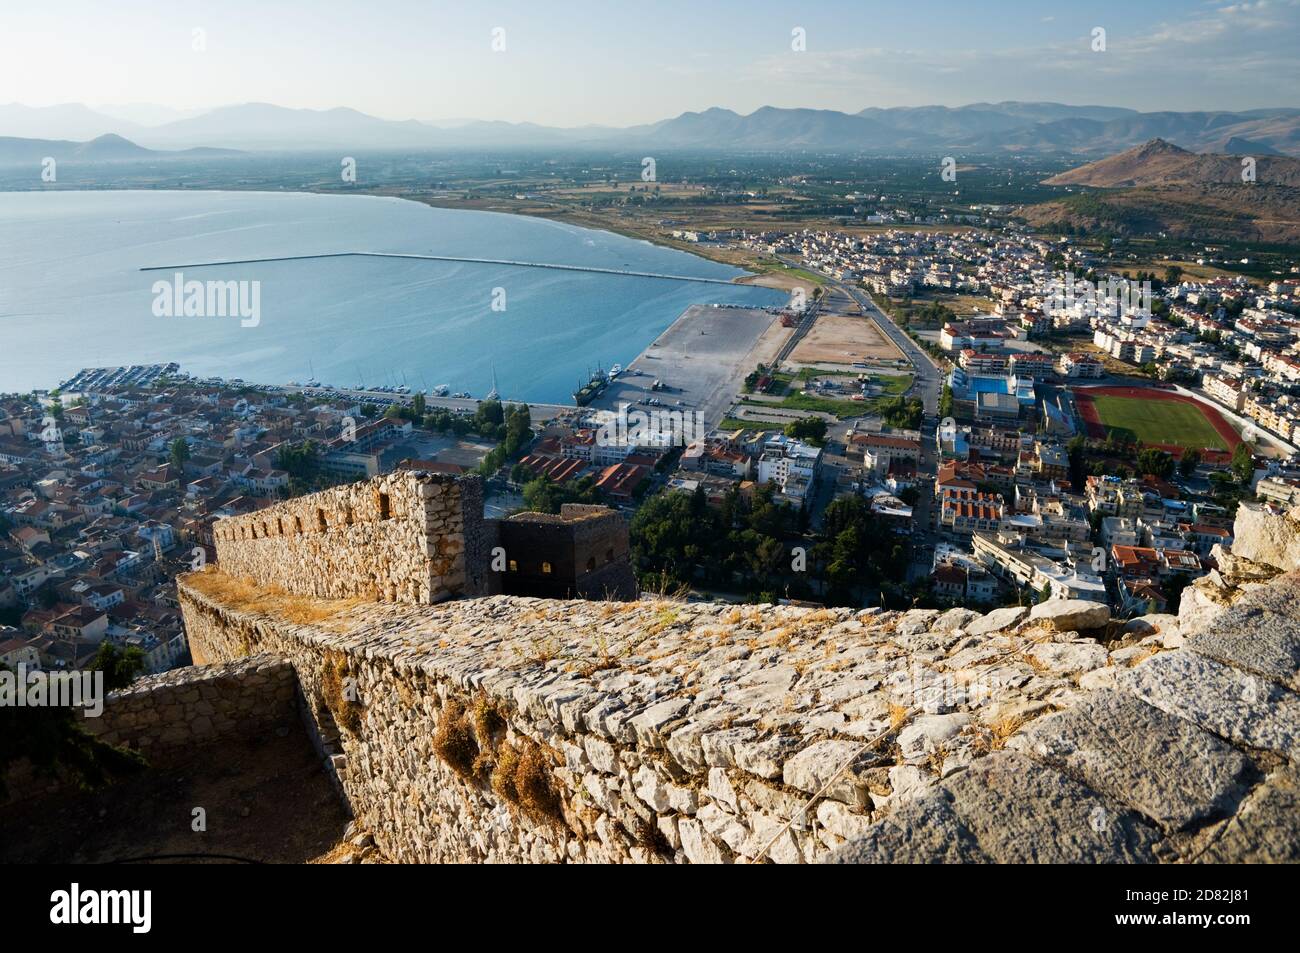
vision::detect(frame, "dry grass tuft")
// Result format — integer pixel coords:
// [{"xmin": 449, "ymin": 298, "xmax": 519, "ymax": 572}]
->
[
  {"xmin": 492, "ymin": 737, "xmax": 566, "ymax": 827},
  {"xmin": 472, "ymin": 694, "xmax": 507, "ymax": 749},
  {"xmin": 432, "ymin": 698, "xmax": 480, "ymax": 782},
  {"xmin": 184, "ymin": 567, "xmax": 364, "ymax": 629},
  {"xmin": 320, "ymin": 651, "xmax": 364, "ymax": 735},
  {"xmin": 970, "ymin": 714, "xmax": 1027, "ymax": 755},
  {"xmin": 1021, "ymin": 649, "xmax": 1050, "ymax": 673},
  {"xmin": 888, "ymin": 704, "xmax": 911, "ymax": 730},
  {"xmin": 629, "ymin": 815, "xmax": 673, "ymax": 859}
]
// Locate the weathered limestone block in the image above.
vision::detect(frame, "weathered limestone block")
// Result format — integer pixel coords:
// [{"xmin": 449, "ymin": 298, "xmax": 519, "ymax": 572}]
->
[
  {"xmin": 1026, "ymin": 641, "xmax": 1109, "ymax": 676},
  {"xmin": 1018, "ymin": 690, "xmax": 1252, "ymax": 832},
  {"xmin": 1028, "ymin": 599, "xmax": 1110, "ymax": 631},
  {"xmin": 1193, "ymin": 766, "xmax": 1300, "ymax": 864},
  {"xmin": 897, "ymin": 713, "xmax": 970, "ymax": 762},
  {"xmin": 1121, "ymin": 651, "xmax": 1300, "ymax": 759},
  {"xmin": 827, "ymin": 789, "xmax": 988, "ymax": 864},
  {"xmin": 1229, "ymin": 502, "xmax": 1300, "ymax": 572},
  {"xmin": 965, "ymin": 605, "xmax": 1027, "ymax": 636},
  {"xmin": 937, "ymin": 752, "xmax": 1158, "ymax": 863},
  {"xmin": 782, "ymin": 740, "xmax": 880, "ymax": 803},
  {"xmin": 1184, "ymin": 573, "xmax": 1300, "ymax": 691},
  {"xmin": 678, "ymin": 818, "xmax": 733, "ymax": 864}
]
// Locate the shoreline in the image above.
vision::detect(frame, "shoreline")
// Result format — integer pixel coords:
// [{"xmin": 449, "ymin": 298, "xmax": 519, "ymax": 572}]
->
[
  {"xmin": 585, "ymin": 303, "xmax": 790, "ymax": 431},
  {"xmin": 5, "ymin": 188, "xmax": 783, "ymax": 402}
]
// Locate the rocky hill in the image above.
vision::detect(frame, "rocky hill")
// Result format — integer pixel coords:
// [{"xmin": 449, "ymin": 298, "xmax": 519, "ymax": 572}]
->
[
  {"xmin": 1043, "ymin": 138, "xmax": 1300, "ymax": 188},
  {"xmin": 0, "ymin": 132, "xmax": 241, "ymax": 165},
  {"xmin": 1027, "ymin": 140, "xmax": 1300, "ymax": 244}
]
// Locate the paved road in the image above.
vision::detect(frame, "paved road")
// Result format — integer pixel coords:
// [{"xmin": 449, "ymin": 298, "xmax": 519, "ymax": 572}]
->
[
  {"xmin": 779, "ymin": 257, "xmax": 944, "ymax": 417},
  {"xmin": 782, "ymin": 259, "xmax": 949, "ymax": 577},
  {"xmin": 771, "ymin": 298, "xmax": 821, "ymax": 366},
  {"xmin": 844, "ymin": 286, "xmax": 943, "ymax": 417}
]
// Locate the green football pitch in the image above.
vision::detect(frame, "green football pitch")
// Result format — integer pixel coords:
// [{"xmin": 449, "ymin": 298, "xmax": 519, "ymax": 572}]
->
[{"xmin": 1089, "ymin": 395, "xmax": 1229, "ymax": 450}]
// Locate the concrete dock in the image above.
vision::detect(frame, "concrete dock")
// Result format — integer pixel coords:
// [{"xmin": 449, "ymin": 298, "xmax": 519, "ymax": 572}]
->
[{"xmin": 587, "ymin": 304, "xmax": 789, "ymax": 429}]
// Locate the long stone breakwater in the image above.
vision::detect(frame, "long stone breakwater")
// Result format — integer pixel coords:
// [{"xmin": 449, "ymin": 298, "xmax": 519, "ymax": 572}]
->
[{"xmin": 139, "ymin": 251, "xmax": 739, "ymax": 285}]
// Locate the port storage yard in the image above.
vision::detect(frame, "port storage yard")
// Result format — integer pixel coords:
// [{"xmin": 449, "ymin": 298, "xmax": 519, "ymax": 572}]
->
[{"xmin": 588, "ymin": 304, "xmax": 789, "ymax": 428}]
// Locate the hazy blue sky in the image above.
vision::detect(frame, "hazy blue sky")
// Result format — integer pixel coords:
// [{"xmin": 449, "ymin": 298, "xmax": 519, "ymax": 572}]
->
[{"xmin": 3, "ymin": 0, "xmax": 1297, "ymax": 124}]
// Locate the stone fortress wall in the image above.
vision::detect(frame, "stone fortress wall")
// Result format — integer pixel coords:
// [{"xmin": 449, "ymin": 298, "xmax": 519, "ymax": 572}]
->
[
  {"xmin": 3, "ymin": 654, "xmax": 298, "ymax": 804},
  {"xmin": 174, "ymin": 498, "xmax": 1300, "ymax": 863},
  {"xmin": 211, "ymin": 471, "xmax": 485, "ymax": 604},
  {"xmin": 210, "ymin": 474, "xmax": 635, "ymax": 606}
]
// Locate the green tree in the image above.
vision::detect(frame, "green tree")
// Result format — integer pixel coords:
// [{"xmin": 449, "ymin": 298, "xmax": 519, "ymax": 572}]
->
[
  {"xmin": 168, "ymin": 437, "xmax": 190, "ymax": 470},
  {"xmin": 522, "ymin": 476, "xmax": 563, "ymax": 514},
  {"xmin": 0, "ymin": 664, "xmax": 145, "ymax": 799},
  {"xmin": 275, "ymin": 441, "xmax": 320, "ymax": 494},
  {"xmin": 629, "ymin": 491, "xmax": 712, "ymax": 586},
  {"xmin": 88, "ymin": 642, "xmax": 146, "ymax": 691},
  {"xmin": 1136, "ymin": 448, "xmax": 1175, "ymax": 480},
  {"xmin": 1178, "ymin": 449, "xmax": 1201, "ymax": 478},
  {"xmin": 784, "ymin": 416, "xmax": 828, "ymax": 446},
  {"xmin": 877, "ymin": 396, "xmax": 924, "ymax": 430},
  {"xmin": 474, "ymin": 399, "xmax": 505, "ymax": 433},
  {"xmin": 1231, "ymin": 442, "xmax": 1256, "ymax": 485},
  {"xmin": 1066, "ymin": 435, "xmax": 1088, "ymax": 489},
  {"xmin": 826, "ymin": 525, "xmax": 863, "ymax": 604}
]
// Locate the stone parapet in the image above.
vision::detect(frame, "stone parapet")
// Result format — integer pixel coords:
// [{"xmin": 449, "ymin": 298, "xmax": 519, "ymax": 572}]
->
[
  {"xmin": 177, "ymin": 552, "xmax": 1300, "ymax": 863},
  {"xmin": 3, "ymin": 654, "xmax": 298, "ymax": 803},
  {"xmin": 211, "ymin": 471, "xmax": 484, "ymax": 604}
]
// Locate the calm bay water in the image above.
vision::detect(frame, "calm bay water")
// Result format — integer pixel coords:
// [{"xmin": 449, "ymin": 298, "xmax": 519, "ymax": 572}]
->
[{"xmin": 0, "ymin": 190, "xmax": 782, "ymax": 401}]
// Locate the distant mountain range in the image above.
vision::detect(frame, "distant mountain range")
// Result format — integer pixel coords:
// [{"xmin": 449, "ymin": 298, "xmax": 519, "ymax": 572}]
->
[
  {"xmin": 3, "ymin": 100, "xmax": 1300, "ymax": 155},
  {"xmin": 0, "ymin": 132, "xmax": 240, "ymax": 165}
]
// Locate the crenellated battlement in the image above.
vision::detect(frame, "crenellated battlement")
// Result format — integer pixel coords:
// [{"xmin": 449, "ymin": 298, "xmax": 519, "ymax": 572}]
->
[{"xmin": 212, "ymin": 471, "xmax": 490, "ymax": 604}]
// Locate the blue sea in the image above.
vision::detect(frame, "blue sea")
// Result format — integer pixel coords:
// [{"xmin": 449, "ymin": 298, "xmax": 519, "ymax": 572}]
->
[{"xmin": 0, "ymin": 190, "xmax": 782, "ymax": 401}]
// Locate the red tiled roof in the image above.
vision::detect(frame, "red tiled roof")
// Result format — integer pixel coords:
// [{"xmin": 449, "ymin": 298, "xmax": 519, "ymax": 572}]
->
[{"xmin": 594, "ymin": 463, "xmax": 649, "ymax": 497}]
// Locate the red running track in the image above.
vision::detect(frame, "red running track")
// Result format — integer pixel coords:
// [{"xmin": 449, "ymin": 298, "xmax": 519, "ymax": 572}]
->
[{"xmin": 1073, "ymin": 385, "xmax": 1241, "ymax": 459}]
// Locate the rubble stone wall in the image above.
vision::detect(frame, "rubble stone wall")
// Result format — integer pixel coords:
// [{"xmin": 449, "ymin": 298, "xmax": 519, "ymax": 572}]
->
[
  {"xmin": 178, "ymin": 490, "xmax": 1300, "ymax": 864},
  {"xmin": 212, "ymin": 472, "xmax": 484, "ymax": 604},
  {"xmin": 3, "ymin": 654, "xmax": 298, "ymax": 803},
  {"xmin": 81, "ymin": 653, "xmax": 298, "ymax": 759}
]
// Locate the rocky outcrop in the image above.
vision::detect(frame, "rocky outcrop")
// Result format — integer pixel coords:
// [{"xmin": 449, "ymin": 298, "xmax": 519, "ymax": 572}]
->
[{"xmin": 832, "ymin": 501, "xmax": 1300, "ymax": 864}]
